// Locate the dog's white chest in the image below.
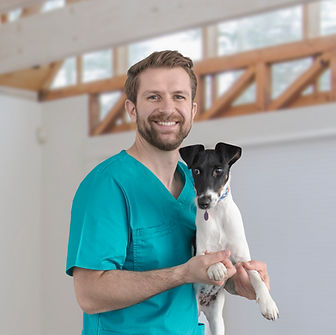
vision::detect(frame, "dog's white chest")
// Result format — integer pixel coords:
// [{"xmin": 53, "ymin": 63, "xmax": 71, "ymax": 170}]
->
[
  {"xmin": 195, "ymin": 198, "xmax": 251, "ymax": 263},
  {"xmin": 196, "ymin": 212, "xmax": 227, "ymax": 252}
]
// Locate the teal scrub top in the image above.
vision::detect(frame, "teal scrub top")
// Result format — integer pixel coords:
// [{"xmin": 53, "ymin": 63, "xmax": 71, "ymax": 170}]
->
[{"xmin": 66, "ymin": 150, "xmax": 204, "ymax": 335}]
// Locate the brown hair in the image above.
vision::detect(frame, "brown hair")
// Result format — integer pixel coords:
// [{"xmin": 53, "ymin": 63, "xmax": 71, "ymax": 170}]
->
[{"xmin": 125, "ymin": 50, "xmax": 197, "ymax": 104}]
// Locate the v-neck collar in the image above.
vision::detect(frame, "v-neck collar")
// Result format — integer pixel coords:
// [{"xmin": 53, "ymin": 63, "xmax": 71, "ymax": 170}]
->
[{"xmin": 121, "ymin": 150, "xmax": 188, "ymax": 203}]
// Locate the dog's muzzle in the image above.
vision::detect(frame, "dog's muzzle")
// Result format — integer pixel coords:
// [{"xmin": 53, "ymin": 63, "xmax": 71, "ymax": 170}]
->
[{"xmin": 197, "ymin": 195, "xmax": 211, "ymax": 209}]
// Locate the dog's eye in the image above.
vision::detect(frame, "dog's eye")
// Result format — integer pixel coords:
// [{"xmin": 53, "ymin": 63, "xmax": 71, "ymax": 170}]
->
[
  {"xmin": 193, "ymin": 168, "xmax": 200, "ymax": 175},
  {"xmin": 213, "ymin": 168, "xmax": 224, "ymax": 176}
]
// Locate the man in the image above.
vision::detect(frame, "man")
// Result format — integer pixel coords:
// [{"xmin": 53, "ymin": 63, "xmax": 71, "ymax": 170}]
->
[{"xmin": 66, "ymin": 50, "xmax": 271, "ymax": 335}]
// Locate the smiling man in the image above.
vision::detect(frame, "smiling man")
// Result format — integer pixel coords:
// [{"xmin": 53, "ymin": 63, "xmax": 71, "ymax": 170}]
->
[{"xmin": 66, "ymin": 51, "xmax": 271, "ymax": 335}]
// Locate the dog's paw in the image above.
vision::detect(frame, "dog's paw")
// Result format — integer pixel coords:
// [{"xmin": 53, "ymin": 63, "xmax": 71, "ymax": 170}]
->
[
  {"xmin": 257, "ymin": 293, "xmax": 280, "ymax": 321},
  {"xmin": 207, "ymin": 262, "xmax": 227, "ymax": 281}
]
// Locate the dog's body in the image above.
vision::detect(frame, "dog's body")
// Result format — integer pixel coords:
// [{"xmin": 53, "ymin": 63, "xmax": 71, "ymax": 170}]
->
[{"xmin": 180, "ymin": 143, "xmax": 279, "ymax": 335}]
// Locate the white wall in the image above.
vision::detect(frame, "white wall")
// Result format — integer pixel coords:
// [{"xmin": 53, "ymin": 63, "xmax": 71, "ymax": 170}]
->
[
  {"xmin": 0, "ymin": 92, "xmax": 42, "ymax": 335},
  {"xmin": 40, "ymin": 96, "xmax": 89, "ymax": 335}
]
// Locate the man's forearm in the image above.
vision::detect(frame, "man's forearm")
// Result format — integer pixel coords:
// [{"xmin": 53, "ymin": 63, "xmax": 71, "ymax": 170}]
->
[
  {"xmin": 74, "ymin": 265, "xmax": 187, "ymax": 314},
  {"xmin": 73, "ymin": 250, "xmax": 234, "ymax": 314}
]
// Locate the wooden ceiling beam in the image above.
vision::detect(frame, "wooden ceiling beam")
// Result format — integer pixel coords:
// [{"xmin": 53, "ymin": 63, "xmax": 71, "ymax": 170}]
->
[
  {"xmin": 198, "ymin": 66, "xmax": 255, "ymax": 121},
  {"xmin": 256, "ymin": 62, "xmax": 271, "ymax": 110},
  {"xmin": 330, "ymin": 50, "xmax": 336, "ymax": 101},
  {"xmin": 268, "ymin": 52, "xmax": 330, "ymax": 110},
  {"xmin": 39, "ymin": 74, "xmax": 126, "ymax": 101},
  {"xmin": 21, "ymin": 4, "xmax": 42, "ymax": 17},
  {"xmin": 89, "ymin": 94, "xmax": 100, "ymax": 135},
  {"xmin": 92, "ymin": 93, "xmax": 126, "ymax": 136},
  {"xmin": 40, "ymin": 60, "xmax": 64, "ymax": 91},
  {"xmin": 195, "ymin": 34, "xmax": 336, "ymax": 75}
]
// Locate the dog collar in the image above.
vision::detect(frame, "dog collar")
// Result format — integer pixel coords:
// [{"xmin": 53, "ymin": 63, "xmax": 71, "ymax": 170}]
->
[
  {"xmin": 219, "ymin": 186, "xmax": 230, "ymax": 201},
  {"xmin": 204, "ymin": 187, "xmax": 230, "ymax": 221}
]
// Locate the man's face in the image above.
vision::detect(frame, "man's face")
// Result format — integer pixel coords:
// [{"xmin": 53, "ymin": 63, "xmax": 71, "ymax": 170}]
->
[{"xmin": 126, "ymin": 67, "xmax": 197, "ymax": 151}]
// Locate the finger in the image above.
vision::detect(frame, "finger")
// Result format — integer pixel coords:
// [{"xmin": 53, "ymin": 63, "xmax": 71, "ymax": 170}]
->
[
  {"xmin": 221, "ymin": 257, "xmax": 234, "ymax": 270},
  {"xmin": 242, "ymin": 261, "xmax": 270, "ymax": 291},
  {"xmin": 205, "ymin": 250, "xmax": 230, "ymax": 263},
  {"xmin": 243, "ymin": 260, "xmax": 266, "ymax": 272},
  {"xmin": 236, "ymin": 262, "xmax": 249, "ymax": 279}
]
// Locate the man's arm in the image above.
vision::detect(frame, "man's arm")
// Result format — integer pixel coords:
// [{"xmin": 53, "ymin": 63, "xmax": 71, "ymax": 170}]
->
[{"xmin": 73, "ymin": 250, "xmax": 236, "ymax": 314}]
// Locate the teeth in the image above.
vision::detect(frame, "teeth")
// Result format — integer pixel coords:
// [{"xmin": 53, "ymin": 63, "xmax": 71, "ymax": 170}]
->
[{"xmin": 157, "ymin": 121, "xmax": 177, "ymax": 126}]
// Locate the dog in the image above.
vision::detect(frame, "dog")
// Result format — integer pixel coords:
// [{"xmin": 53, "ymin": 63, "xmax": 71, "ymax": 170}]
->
[{"xmin": 179, "ymin": 142, "xmax": 279, "ymax": 335}]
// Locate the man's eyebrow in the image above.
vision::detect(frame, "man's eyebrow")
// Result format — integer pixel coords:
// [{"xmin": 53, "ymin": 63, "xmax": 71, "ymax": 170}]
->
[
  {"xmin": 173, "ymin": 90, "xmax": 190, "ymax": 96},
  {"xmin": 141, "ymin": 90, "xmax": 191, "ymax": 96},
  {"xmin": 142, "ymin": 90, "xmax": 161, "ymax": 96}
]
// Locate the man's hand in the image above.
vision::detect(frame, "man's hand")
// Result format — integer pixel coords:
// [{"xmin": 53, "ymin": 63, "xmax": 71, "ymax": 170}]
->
[
  {"xmin": 183, "ymin": 250, "xmax": 236, "ymax": 286},
  {"xmin": 231, "ymin": 260, "xmax": 270, "ymax": 300}
]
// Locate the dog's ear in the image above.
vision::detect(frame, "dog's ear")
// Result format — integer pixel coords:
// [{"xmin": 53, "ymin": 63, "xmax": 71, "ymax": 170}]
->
[
  {"xmin": 215, "ymin": 142, "xmax": 242, "ymax": 166},
  {"xmin": 179, "ymin": 144, "xmax": 205, "ymax": 168}
]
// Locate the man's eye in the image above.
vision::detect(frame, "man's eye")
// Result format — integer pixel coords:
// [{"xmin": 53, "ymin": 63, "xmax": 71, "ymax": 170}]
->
[
  {"xmin": 148, "ymin": 95, "xmax": 159, "ymax": 101},
  {"xmin": 175, "ymin": 95, "xmax": 185, "ymax": 100},
  {"xmin": 193, "ymin": 168, "xmax": 200, "ymax": 175}
]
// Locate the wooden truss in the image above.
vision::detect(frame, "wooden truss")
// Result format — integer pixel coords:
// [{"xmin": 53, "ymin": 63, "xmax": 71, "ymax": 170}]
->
[
  {"xmin": 80, "ymin": 34, "xmax": 336, "ymax": 135},
  {"xmin": 1, "ymin": 34, "xmax": 336, "ymax": 136}
]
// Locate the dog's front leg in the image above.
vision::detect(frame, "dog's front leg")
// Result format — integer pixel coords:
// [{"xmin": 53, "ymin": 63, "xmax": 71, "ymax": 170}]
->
[{"xmin": 247, "ymin": 270, "xmax": 279, "ymax": 320}]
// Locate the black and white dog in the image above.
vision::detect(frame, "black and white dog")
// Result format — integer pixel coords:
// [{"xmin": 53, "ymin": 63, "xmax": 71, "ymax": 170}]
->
[{"xmin": 180, "ymin": 142, "xmax": 279, "ymax": 335}]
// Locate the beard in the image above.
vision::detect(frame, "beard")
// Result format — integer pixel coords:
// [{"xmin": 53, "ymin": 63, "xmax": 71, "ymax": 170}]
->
[{"xmin": 136, "ymin": 109, "xmax": 192, "ymax": 151}]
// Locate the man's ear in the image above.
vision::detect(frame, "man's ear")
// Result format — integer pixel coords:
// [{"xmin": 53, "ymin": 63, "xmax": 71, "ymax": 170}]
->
[
  {"xmin": 192, "ymin": 102, "xmax": 197, "ymax": 120},
  {"xmin": 125, "ymin": 99, "xmax": 136, "ymax": 122},
  {"xmin": 215, "ymin": 142, "xmax": 242, "ymax": 166},
  {"xmin": 179, "ymin": 144, "xmax": 205, "ymax": 168}
]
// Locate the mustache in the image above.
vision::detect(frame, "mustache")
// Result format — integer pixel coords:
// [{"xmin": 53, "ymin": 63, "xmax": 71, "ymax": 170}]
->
[{"xmin": 148, "ymin": 112, "xmax": 184, "ymax": 123}]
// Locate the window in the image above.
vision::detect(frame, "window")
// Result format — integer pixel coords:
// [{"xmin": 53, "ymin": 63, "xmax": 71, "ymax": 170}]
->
[
  {"xmin": 218, "ymin": 6, "xmax": 302, "ymax": 55},
  {"xmin": 128, "ymin": 28, "xmax": 202, "ymax": 66},
  {"xmin": 99, "ymin": 92, "xmax": 123, "ymax": 121},
  {"xmin": 272, "ymin": 58, "xmax": 312, "ymax": 98},
  {"xmin": 214, "ymin": 71, "xmax": 256, "ymax": 107},
  {"xmin": 51, "ymin": 57, "xmax": 76, "ymax": 89},
  {"xmin": 8, "ymin": 9, "xmax": 22, "ymax": 21},
  {"xmin": 42, "ymin": 0, "xmax": 65, "ymax": 12},
  {"xmin": 320, "ymin": 0, "xmax": 336, "ymax": 35},
  {"xmin": 83, "ymin": 49, "xmax": 113, "ymax": 83}
]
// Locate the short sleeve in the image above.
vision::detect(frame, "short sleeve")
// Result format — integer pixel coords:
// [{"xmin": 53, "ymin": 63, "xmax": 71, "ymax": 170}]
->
[{"xmin": 66, "ymin": 171, "xmax": 129, "ymax": 276}]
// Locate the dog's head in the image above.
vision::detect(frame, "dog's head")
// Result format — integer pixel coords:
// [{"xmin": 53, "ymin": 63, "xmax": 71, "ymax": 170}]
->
[{"xmin": 179, "ymin": 142, "xmax": 242, "ymax": 209}]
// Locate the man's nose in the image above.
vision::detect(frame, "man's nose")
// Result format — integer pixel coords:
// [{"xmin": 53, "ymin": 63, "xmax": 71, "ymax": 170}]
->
[{"xmin": 159, "ymin": 97, "xmax": 175, "ymax": 112}]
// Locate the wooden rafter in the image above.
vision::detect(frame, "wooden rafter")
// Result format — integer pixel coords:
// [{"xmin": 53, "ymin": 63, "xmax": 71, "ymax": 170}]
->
[
  {"xmin": 194, "ymin": 34, "xmax": 336, "ymax": 75},
  {"xmin": 331, "ymin": 50, "xmax": 336, "ymax": 100},
  {"xmin": 89, "ymin": 94, "xmax": 100, "ymax": 135},
  {"xmin": 256, "ymin": 62, "xmax": 271, "ymax": 111},
  {"xmin": 39, "ymin": 74, "xmax": 126, "ymax": 101},
  {"xmin": 21, "ymin": 4, "xmax": 42, "ymax": 17},
  {"xmin": 40, "ymin": 60, "xmax": 64, "ymax": 91},
  {"xmin": 91, "ymin": 93, "xmax": 127, "ymax": 136},
  {"xmin": 1, "ymin": 13, "xmax": 8, "ymax": 23},
  {"xmin": 197, "ymin": 66, "xmax": 255, "ymax": 121},
  {"xmin": 268, "ymin": 52, "xmax": 331, "ymax": 110}
]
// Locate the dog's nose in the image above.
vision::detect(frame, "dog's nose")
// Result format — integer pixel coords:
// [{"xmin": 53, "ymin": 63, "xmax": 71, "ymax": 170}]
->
[{"xmin": 198, "ymin": 195, "xmax": 211, "ymax": 209}]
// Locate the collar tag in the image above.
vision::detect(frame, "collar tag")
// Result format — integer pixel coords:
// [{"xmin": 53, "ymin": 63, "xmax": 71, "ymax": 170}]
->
[{"xmin": 204, "ymin": 210, "xmax": 209, "ymax": 221}]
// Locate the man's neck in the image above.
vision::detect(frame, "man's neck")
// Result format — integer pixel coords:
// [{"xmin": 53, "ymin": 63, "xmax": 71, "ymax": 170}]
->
[{"xmin": 126, "ymin": 137, "xmax": 182, "ymax": 198}]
